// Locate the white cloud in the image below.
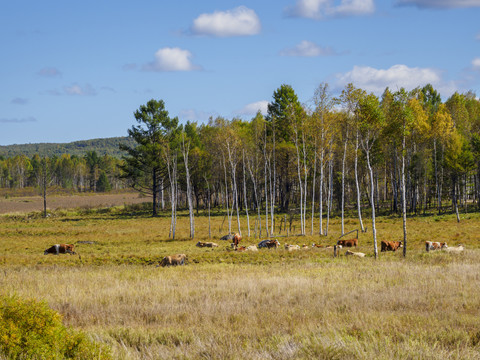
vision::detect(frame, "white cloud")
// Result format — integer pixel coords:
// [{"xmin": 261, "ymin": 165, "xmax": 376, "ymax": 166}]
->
[
  {"xmin": 280, "ymin": 40, "xmax": 337, "ymax": 56},
  {"xmin": 143, "ymin": 47, "xmax": 199, "ymax": 72},
  {"xmin": 237, "ymin": 101, "xmax": 269, "ymax": 116},
  {"xmin": 46, "ymin": 84, "xmax": 97, "ymax": 96},
  {"xmin": 287, "ymin": 0, "xmax": 375, "ymax": 19},
  {"xmin": 473, "ymin": 57, "xmax": 480, "ymax": 70},
  {"xmin": 335, "ymin": 64, "xmax": 444, "ymax": 94},
  {"xmin": 192, "ymin": 6, "xmax": 261, "ymax": 37},
  {"xmin": 396, "ymin": 0, "xmax": 480, "ymax": 8},
  {"xmin": 63, "ymin": 83, "xmax": 97, "ymax": 96}
]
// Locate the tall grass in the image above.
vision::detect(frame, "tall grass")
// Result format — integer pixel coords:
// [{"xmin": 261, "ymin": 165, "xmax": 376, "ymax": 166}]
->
[{"xmin": 0, "ymin": 208, "xmax": 479, "ymax": 358}]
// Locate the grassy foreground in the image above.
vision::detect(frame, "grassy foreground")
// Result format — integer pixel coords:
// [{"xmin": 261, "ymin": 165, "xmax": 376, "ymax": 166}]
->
[{"xmin": 1, "ymin": 206, "xmax": 480, "ymax": 359}]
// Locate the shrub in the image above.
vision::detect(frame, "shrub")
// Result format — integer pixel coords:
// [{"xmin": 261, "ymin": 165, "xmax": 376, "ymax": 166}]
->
[{"xmin": 0, "ymin": 295, "xmax": 111, "ymax": 359}]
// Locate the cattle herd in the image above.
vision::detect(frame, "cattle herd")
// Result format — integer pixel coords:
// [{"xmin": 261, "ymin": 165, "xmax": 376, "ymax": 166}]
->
[{"xmin": 42, "ymin": 233, "xmax": 464, "ymax": 267}]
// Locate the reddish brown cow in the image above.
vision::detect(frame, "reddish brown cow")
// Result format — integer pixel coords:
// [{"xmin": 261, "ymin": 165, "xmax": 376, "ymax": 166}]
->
[
  {"xmin": 425, "ymin": 241, "xmax": 448, "ymax": 252},
  {"xmin": 337, "ymin": 238, "xmax": 358, "ymax": 247},
  {"xmin": 44, "ymin": 244, "xmax": 76, "ymax": 255},
  {"xmin": 381, "ymin": 240, "xmax": 403, "ymax": 252},
  {"xmin": 233, "ymin": 233, "xmax": 242, "ymax": 247}
]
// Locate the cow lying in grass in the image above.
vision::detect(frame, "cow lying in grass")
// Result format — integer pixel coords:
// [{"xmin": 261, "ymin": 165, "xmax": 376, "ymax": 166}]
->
[
  {"xmin": 232, "ymin": 244, "xmax": 258, "ymax": 252},
  {"xmin": 196, "ymin": 241, "xmax": 218, "ymax": 248},
  {"xmin": 337, "ymin": 238, "xmax": 358, "ymax": 247},
  {"xmin": 442, "ymin": 245, "xmax": 463, "ymax": 253},
  {"xmin": 425, "ymin": 241, "xmax": 448, "ymax": 252},
  {"xmin": 44, "ymin": 244, "xmax": 76, "ymax": 255},
  {"xmin": 284, "ymin": 244, "xmax": 300, "ymax": 251},
  {"xmin": 381, "ymin": 240, "xmax": 403, "ymax": 252},
  {"xmin": 345, "ymin": 250, "xmax": 366, "ymax": 258},
  {"xmin": 258, "ymin": 239, "xmax": 280, "ymax": 249},
  {"xmin": 158, "ymin": 254, "xmax": 187, "ymax": 267}
]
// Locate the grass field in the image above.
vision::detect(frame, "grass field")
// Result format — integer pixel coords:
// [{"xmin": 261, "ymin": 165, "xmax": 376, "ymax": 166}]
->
[
  {"xmin": 1, "ymin": 197, "xmax": 480, "ymax": 359},
  {"xmin": 0, "ymin": 190, "xmax": 150, "ymax": 215}
]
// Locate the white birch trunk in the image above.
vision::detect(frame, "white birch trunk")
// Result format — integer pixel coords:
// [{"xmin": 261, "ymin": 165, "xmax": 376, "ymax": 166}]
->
[
  {"xmin": 354, "ymin": 130, "xmax": 365, "ymax": 232},
  {"xmin": 311, "ymin": 147, "xmax": 317, "ymax": 235},
  {"xmin": 365, "ymin": 147, "xmax": 378, "ymax": 259},
  {"xmin": 223, "ymin": 154, "xmax": 231, "ymax": 234},
  {"xmin": 319, "ymin": 150, "xmax": 324, "ymax": 236},
  {"xmin": 341, "ymin": 132, "xmax": 348, "ymax": 235},
  {"xmin": 402, "ymin": 134, "xmax": 407, "ymax": 257},
  {"xmin": 294, "ymin": 126, "xmax": 304, "ymax": 235},
  {"xmin": 182, "ymin": 135, "xmax": 195, "ymax": 239},
  {"xmin": 243, "ymin": 151, "xmax": 250, "ymax": 237}
]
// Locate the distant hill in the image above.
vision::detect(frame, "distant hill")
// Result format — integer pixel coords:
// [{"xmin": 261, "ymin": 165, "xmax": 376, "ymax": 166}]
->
[{"xmin": 0, "ymin": 137, "xmax": 137, "ymax": 159}]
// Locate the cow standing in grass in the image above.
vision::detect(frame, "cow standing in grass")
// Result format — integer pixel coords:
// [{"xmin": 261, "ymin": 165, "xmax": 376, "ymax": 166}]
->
[
  {"xmin": 337, "ymin": 238, "xmax": 358, "ymax": 247},
  {"xmin": 425, "ymin": 241, "xmax": 447, "ymax": 252},
  {"xmin": 381, "ymin": 241, "xmax": 403, "ymax": 252}
]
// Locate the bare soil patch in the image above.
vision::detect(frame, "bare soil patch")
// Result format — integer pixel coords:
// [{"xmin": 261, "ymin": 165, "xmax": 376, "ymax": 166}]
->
[{"xmin": 0, "ymin": 192, "xmax": 151, "ymax": 214}]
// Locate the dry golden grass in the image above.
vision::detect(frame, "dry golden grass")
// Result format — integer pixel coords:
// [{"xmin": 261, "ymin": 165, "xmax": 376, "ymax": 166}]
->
[
  {"xmin": 0, "ymin": 190, "xmax": 150, "ymax": 215},
  {"xmin": 1, "ymin": 203, "xmax": 480, "ymax": 359}
]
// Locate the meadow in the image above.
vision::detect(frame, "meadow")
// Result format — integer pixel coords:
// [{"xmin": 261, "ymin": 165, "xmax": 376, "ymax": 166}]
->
[{"xmin": 1, "ymin": 197, "xmax": 480, "ymax": 359}]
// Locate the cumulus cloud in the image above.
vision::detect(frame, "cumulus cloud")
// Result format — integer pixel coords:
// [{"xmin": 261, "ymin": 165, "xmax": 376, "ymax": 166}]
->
[
  {"xmin": 237, "ymin": 101, "xmax": 269, "ymax": 116},
  {"xmin": 191, "ymin": 6, "xmax": 261, "ymax": 37},
  {"xmin": 287, "ymin": 0, "xmax": 375, "ymax": 19},
  {"xmin": 335, "ymin": 64, "xmax": 445, "ymax": 94},
  {"xmin": 280, "ymin": 40, "xmax": 338, "ymax": 56},
  {"xmin": 473, "ymin": 57, "xmax": 480, "ymax": 70},
  {"xmin": 143, "ymin": 47, "xmax": 200, "ymax": 72},
  {"xmin": 11, "ymin": 97, "xmax": 29, "ymax": 105},
  {"xmin": 396, "ymin": 0, "xmax": 480, "ymax": 8},
  {"xmin": 0, "ymin": 117, "xmax": 37, "ymax": 123},
  {"xmin": 45, "ymin": 84, "xmax": 97, "ymax": 96},
  {"xmin": 38, "ymin": 67, "xmax": 62, "ymax": 78}
]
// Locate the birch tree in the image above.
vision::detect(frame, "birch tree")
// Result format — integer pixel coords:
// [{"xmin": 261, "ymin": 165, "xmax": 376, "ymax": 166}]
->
[
  {"xmin": 357, "ymin": 93, "xmax": 384, "ymax": 259},
  {"xmin": 181, "ymin": 132, "xmax": 195, "ymax": 239}
]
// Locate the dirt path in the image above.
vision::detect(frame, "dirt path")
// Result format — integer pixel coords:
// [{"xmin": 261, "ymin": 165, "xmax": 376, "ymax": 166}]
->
[{"xmin": 0, "ymin": 192, "xmax": 152, "ymax": 214}]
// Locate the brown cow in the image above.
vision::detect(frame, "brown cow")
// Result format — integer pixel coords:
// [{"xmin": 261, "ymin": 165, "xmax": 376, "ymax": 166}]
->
[
  {"xmin": 337, "ymin": 238, "xmax": 358, "ymax": 247},
  {"xmin": 312, "ymin": 244, "xmax": 324, "ymax": 248},
  {"xmin": 233, "ymin": 233, "xmax": 242, "ymax": 247},
  {"xmin": 44, "ymin": 244, "xmax": 76, "ymax": 255},
  {"xmin": 425, "ymin": 241, "xmax": 447, "ymax": 252},
  {"xmin": 381, "ymin": 240, "xmax": 403, "ymax": 252},
  {"xmin": 158, "ymin": 254, "xmax": 187, "ymax": 267},
  {"xmin": 235, "ymin": 246, "xmax": 247, "ymax": 252},
  {"xmin": 196, "ymin": 241, "xmax": 218, "ymax": 248}
]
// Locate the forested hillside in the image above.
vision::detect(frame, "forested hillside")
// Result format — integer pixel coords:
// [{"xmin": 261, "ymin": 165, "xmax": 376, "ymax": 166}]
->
[{"xmin": 0, "ymin": 137, "xmax": 136, "ymax": 158}]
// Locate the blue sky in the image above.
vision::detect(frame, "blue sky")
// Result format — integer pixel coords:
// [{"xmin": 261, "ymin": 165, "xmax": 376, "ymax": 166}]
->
[{"xmin": 1, "ymin": 0, "xmax": 479, "ymax": 145}]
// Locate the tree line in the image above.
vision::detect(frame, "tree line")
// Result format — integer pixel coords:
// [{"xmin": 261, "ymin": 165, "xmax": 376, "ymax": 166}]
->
[
  {"xmin": 0, "ymin": 151, "xmax": 123, "ymax": 193},
  {"xmin": 119, "ymin": 83, "xmax": 480, "ymax": 257},
  {"xmin": 2, "ymin": 82, "xmax": 480, "ymax": 256}
]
